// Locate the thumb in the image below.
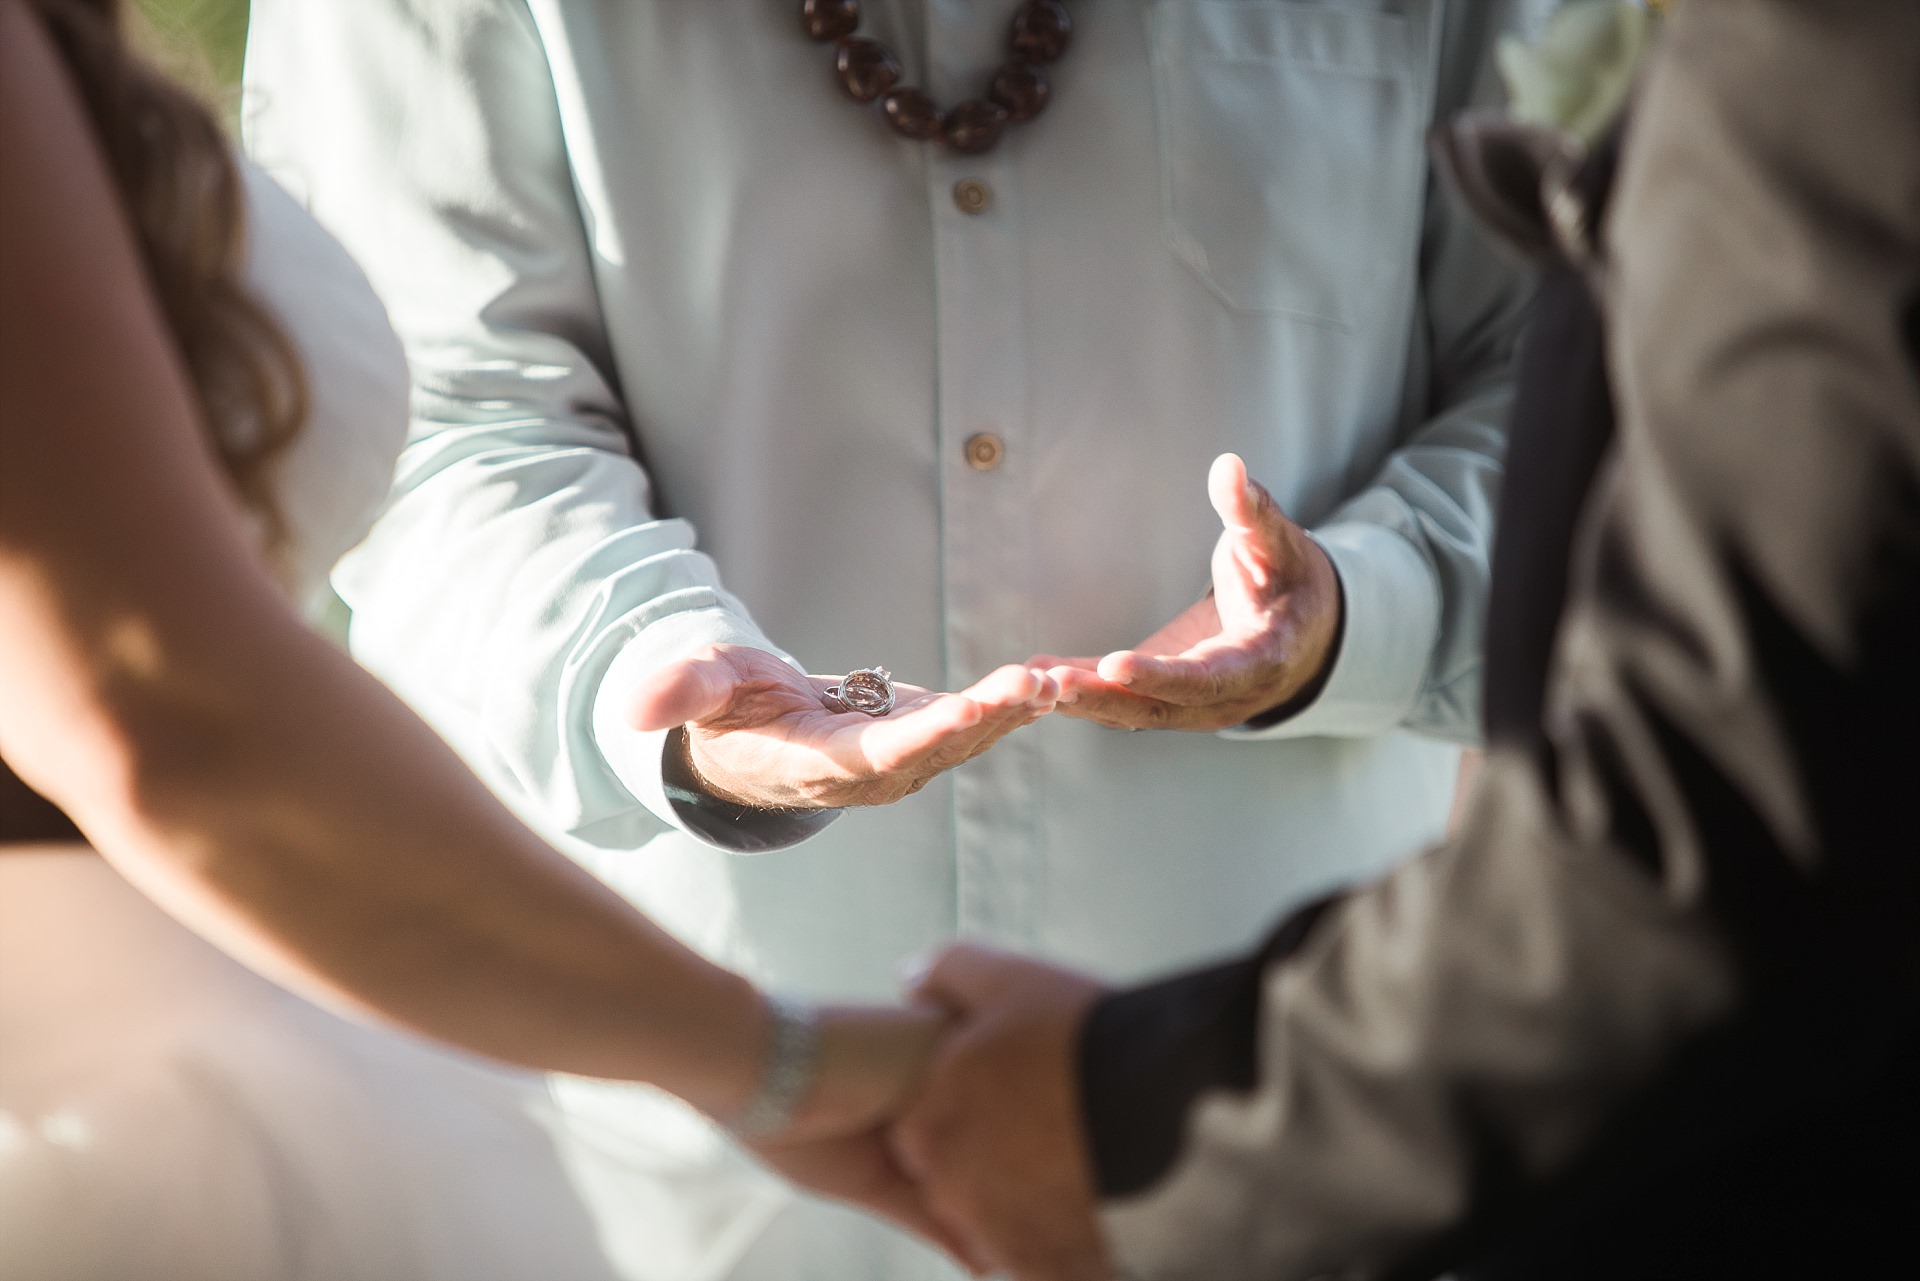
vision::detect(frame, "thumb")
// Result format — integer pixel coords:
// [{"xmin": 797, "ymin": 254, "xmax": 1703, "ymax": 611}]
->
[
  {"xmin": 1207, "ymin": 452, "xmax": 1261, "ymax": 535},
  {"xmin": 625, "ymin": 647, "xmax": 742, "ymax": 731},
  {"xmin": 1208, "ymin": 452, "xmax": 1291, "ymax": 590}
]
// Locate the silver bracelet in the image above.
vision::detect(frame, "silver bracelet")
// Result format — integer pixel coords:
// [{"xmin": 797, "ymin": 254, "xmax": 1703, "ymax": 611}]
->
[{"xmin": 729, "ymin": 995, "xmax": 822, "ymax": 1138}]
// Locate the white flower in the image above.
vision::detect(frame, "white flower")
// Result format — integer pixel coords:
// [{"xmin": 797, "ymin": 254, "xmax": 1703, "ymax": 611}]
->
[{"xmin": 1497, "ymin": 1, "xmax": 1666, "ymax": 145}]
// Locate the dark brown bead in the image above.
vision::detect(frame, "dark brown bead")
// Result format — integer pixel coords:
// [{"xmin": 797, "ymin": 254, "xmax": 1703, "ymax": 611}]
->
[
  {"xmin": 1009, "ymin": 0, "xmax": 1072, "ymax": 64},
  {"xmin": 800, "ymin": 0, "xmax": 861, "ymax": 43},
  {"xmin": 835, "ymin": 37, "xmax": 902, "ymax": 103},
  {"xmin": 988, "ymin": 62, "xmax": 1050, "ymax": 123},
  {"xmin": 943, "ymin": 99, "xmax": 1009, "ymax": 154},
  {"xmin": 882, "ymin": 87, "xmax": 945, "ymax": 141}
]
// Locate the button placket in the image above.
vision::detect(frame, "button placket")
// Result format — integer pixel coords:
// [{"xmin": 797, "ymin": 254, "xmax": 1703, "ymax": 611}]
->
[{"xmin": 925, "ymin": 11, "xmax": 1041, "ymax": 944}]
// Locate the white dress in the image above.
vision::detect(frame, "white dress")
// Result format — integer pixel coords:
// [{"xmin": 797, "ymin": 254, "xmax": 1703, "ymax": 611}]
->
[{"xmin": 0, "ymin": 166, "xmax": 744, "ymax": 1281}]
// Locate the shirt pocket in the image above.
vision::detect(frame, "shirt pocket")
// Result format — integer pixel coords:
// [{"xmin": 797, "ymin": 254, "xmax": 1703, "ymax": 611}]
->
[{"xmin": 1147, "ymin": 0, "xmax": 1426, "ymax": 327}]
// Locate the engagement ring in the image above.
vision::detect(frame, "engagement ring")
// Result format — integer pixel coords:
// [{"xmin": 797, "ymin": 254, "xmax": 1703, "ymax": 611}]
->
[{"xmin": 823, "ymin": 666, "xmax": 896, "ymax": 717}]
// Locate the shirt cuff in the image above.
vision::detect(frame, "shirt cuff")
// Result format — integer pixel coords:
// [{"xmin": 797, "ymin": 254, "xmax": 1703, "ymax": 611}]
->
[
  {"xmin": 591, "ymin": 607, "xmax": 842, "ymax": 854},
  {"xmin": 1219, "ymin": 520, "xmax": 1441, "ymax": 742}
]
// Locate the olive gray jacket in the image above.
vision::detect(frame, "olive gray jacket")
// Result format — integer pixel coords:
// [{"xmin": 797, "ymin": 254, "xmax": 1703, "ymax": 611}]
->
[{"xmin": 1077, "ymin": 3, "xmax": 1920, "ymax": 1277}]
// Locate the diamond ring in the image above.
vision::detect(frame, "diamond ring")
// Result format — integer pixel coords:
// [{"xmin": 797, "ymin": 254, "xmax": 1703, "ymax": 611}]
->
[{"xmin": 823, "ymin": 666, "xmax": 896, "ymax": 717}]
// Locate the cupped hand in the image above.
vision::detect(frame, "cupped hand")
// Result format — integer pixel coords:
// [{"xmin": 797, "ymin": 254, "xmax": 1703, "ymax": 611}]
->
[
  {"xmin": 627, "ymin": 645, "xmax": 1059, "ymax": 809},
  {"xmin": 1035, "ymin": 453, "xmax": 1342, "ymax": 732},
  {"xmin": 890, "ymin": 946, "xmax": 1111, "ymax": 1281}
]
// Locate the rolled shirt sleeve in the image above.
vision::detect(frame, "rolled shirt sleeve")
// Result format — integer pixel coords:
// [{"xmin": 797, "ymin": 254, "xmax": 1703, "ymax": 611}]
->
[
  {"xmin": 243, "ymin": 0, "xmax": 833, "ymax": 853},
  {"xmin": 1227, "ymin": 0, "xmax": 1550, "ymax": 747},
  {"xmin": 1260, "ymin": 517, "xmax": 1445, "ymax": 740}
]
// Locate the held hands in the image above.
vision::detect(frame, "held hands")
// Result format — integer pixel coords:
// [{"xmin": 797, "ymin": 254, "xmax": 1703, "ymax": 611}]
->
[
  {"xmin": 648, "ymin": 455, "xmax": 1330, "ymax": 1268},
  {"xmin": 1038, "ymin": 453, "xmax": 1343, "ymax": 732},
  {"xmin": 627, "ymin": 645, "xmax": 1059, "ymax": 809},
  {"xmin": 892, "ymin": 946, "xmax": 1112, "ymax": 1280},
  {"xmin": 745, "ymin": 1004, "xmax": 990, "ymax": 1270},
  {"xmin": 748, "ymin": 953, "xmax": 1111, "ymax": 1280}
]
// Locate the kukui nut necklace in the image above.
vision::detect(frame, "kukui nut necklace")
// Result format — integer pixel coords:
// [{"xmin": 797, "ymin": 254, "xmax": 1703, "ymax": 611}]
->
[{"xmin": 800, "ymin": 0, "xmax": 1074, "ymax": 155}]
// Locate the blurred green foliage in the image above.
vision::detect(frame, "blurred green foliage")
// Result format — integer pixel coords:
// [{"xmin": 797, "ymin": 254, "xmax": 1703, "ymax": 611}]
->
[{"xmin": 135, "ymin": 0, "xmax": 249, "ymax": 93}]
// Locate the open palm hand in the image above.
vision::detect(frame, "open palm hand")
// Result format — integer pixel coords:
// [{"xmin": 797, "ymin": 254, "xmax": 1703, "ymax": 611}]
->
[
  {"xmin": 628, "ymin": 645, "xmax": 1057, "ymax": 809},
  {"xmin": 1035, "ymin": 453, "xmax": 1342, "ymax": 732}
]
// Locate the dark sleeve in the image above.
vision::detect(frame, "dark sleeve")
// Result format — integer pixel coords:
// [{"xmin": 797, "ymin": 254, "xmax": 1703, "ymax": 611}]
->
[
  {"xmin": 1077, "ymin": 3, "xmax": 1920, "ymax": 1278},
  {"xmin": 1079, "ymin": 897, "xmax": 1338, "ymax": 1198}
]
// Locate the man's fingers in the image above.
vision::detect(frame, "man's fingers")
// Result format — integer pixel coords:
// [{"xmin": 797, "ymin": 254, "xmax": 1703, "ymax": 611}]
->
[
  {"xmin": 1049, "ymin": 678, "xmax": 1181, "ymax": 729},
  {"xmin": 1046, "ymin": 665, "xmax": 1113, "ymax": 700},
  {"xmin": 857, "ymin": 692, "xmax": 990, "ymax": 769},
  {"xmin": 625, "ymin": 647, "xmax": 743, "ymax": 730},
  {"xmin": 1051, "ymin": 673, "xmax": 1270, "ymax": 731},
  {"xmin": 860, "ymin": 666, "xmax": 1054, "ymax": 772},
  {"xmin": 1096, "ymin": 644, "xmax": 1240, "ymax": 697},
  {"xmin": 858, "ymin": 692, "xmax": 1031, "ymax": 777},
  {"xmin": 1036, "ymin": 661, "xmax": 1102, "ymax": 706},
  {"xmin": 1099, "ymin": 642, "xmax": 1262, "ymax": 707},
  {"xmin": 1027, "ymin": 653, "xmax": 1100, "ymax": 673},
  {"xmin": 758, "ymin": 1133, "xmax": 989, "ymax": 1277},
  {"xmin": 856, "ymin": 1163, "xmax": 992, "ymax": 1276},
  {"xmin": 960, "ymin": 662, "xmax": 1051, "ymax": 708},
  {"xmin": 883, "ymin": 1111, "xmax": 999, "ymax": 1277}
]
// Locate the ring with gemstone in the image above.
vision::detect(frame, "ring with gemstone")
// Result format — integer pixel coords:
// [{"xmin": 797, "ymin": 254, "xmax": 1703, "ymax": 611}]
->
[{"xmin": 823, "ymin": 666, "xmax": 896, "ymax": 717}]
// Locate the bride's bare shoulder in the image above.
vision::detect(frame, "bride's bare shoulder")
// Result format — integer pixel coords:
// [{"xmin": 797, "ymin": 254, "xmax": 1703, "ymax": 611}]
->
[
  {"xmin": 0, "ymin": 2, "xmax": 89, "ymax": 155},
  {"xmin": 0, "ymin": 0, "xmax": 160, "ymax": 384},
  {"xmin": 0, "ymin": 0, "xmax": 49, "ymax": 67}
]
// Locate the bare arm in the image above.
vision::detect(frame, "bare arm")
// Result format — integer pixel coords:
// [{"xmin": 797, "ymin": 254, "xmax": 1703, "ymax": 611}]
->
[{"xmin": 0, "ymin": 0, "xmax": 776, "ymax": 1123}]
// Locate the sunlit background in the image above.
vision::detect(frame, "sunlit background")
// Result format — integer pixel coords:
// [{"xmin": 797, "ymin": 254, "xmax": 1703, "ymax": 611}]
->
[{"xmin": 137, "ymin": 0, "xmax": 249, "ymax": 99}]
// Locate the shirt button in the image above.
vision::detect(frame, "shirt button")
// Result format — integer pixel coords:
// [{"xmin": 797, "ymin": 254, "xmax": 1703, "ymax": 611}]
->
[
  {"xmin": 964, "ymin": 432, "xmax": 1005, "ymax": 471},
  {"xmin": 952, "ymin": 177, "xmax": 993, "ymax": 215}
]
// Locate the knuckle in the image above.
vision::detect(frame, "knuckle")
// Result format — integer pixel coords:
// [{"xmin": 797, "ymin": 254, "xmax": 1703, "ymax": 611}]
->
[{"xmin": 927, "ymin": 945, "xmax": 973, "ymax": 982}]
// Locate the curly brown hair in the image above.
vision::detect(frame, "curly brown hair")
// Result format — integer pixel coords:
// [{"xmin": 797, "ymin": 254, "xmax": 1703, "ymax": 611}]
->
[{"xmin": 30, "ymin": 0, "xmax": 306, "ymax": 568}]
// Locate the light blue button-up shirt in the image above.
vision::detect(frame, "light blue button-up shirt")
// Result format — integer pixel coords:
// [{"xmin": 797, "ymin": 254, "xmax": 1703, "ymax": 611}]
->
[{"xmin": 245, "ymin": 2, "xmax": 1550, "ymax": 1277}]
